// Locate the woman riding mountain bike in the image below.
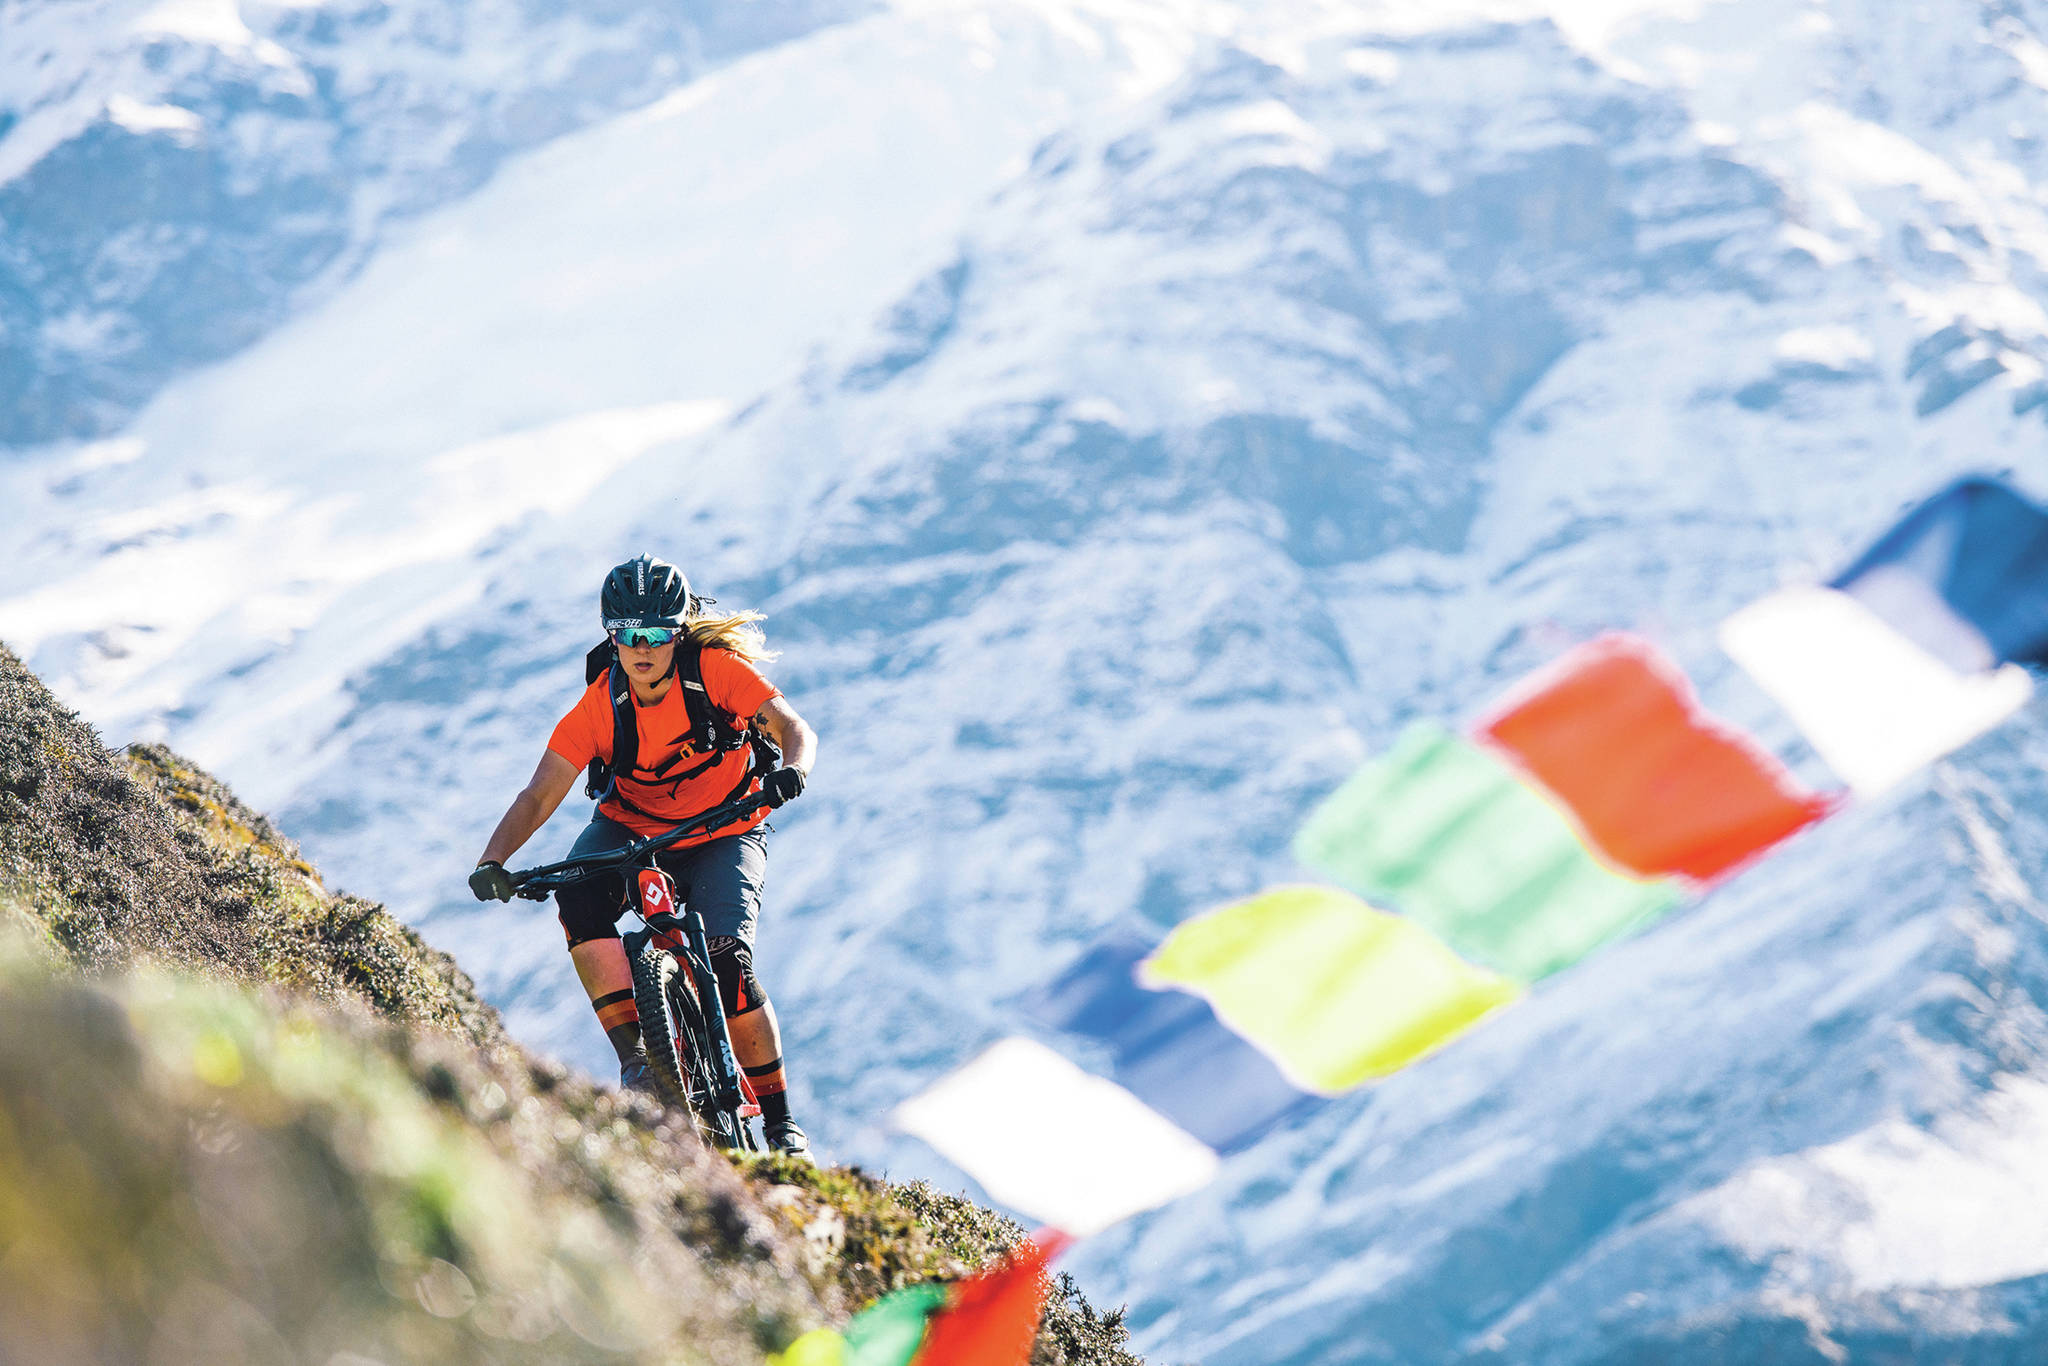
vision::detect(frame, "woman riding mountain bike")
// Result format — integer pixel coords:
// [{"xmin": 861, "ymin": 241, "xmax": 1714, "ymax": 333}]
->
[
  {"xmin": 467, "ymin": 554, "xmax": 818, "ymax": 1159},
  {"xmin": 507, "ymin": 788, "xmax": 778, "ymax": 1150}
]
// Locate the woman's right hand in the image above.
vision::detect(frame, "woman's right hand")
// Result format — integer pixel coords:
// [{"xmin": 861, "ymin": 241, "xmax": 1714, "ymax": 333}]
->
[{"xmin": 469, "ymin": 861, "xmax": 514, "ymax": 902}]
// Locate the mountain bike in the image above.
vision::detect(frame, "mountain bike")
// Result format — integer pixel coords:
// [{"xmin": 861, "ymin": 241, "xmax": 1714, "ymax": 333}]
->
[{"xmin": 509, "ymin": 792, "xmax": 771, "ymax": 1151}]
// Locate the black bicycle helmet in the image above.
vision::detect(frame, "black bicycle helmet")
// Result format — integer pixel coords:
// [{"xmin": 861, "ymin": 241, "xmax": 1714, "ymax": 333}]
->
[{"xmin": 600, "ymin": 554, "xmax": 691, "ymax": 631}]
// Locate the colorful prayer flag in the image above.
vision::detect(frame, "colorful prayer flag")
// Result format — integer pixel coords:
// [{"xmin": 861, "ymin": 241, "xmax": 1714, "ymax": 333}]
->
[
  {"xmin": 892, "ymin": 1037, "xmax": 1220, "ymax": 1237},
  {"xmin": 1024, "ymin": 937, "xmax": 1322, "ymax": 1153},
  {"xmin": 1720, "ymin": 476, "xmax": 2048, "ymax": 796},
  {"xmin": 1293, "ymin": 722, "xmax": 1682, "ymax": 981},
  {"xmin": 1477, "ymin": 633, "xmax": 1838, "ymax": 882},
  {"xmin": 1139, "ymin": 885, "xmax": 1520, "ymax": 1091},
  {"xmin": 845, "ymin": 1285, "xmax": 950, "ymax": 1366},
  {"xmin": 769, "ymin": 1328, "xmax": 856, "ymax": 1366},
  {"xmin": 1721, "ymin": 586, "xmax": 2032, "ymax": 797},
  {"xmin": 767, "ymin": 1238, "xmax": 1065, "ymax": 1366},
  {"xmin": 886, "ymin": 473, "xmax": 2048, "ymax": 1255},
  {"xmin": 1831, "ymin": 475, "xmax": 2048, "ymax": 668},
  {"xmin": 916, "ymin": 1232, "xmax": 1069, "ymax": 1366}
]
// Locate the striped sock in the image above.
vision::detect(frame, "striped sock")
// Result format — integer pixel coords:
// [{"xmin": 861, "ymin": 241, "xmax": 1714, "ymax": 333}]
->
[
  {"xmin": 571, "ymin": 940, "xmax": 643, "ymax": 1065},
  {"xmin": 591, "ymin": 987, "xmax": 641, "ymax": 1064},
  {"xmin": 746, "ymin": 1057, "xmax": 790, "ymax": 1125}
]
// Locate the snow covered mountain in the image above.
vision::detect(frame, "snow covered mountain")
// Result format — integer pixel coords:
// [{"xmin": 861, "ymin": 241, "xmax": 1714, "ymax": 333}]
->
[
  {"xmin": 0, "ymin": 0, "xmax": 856, "ymax": 444},
  {"xmin": 9, "ymin": 0, "xmax": 2048, "ymax": 1361}
]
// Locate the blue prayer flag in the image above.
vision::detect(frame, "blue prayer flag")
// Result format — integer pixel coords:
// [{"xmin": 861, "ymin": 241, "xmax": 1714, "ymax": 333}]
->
[
  {"xmin": 1831, "ymin": 475, "xmax": 2048, "ymax": 670},
  {"xmin": 1021, "ymin": 938, "xmax": 1323, "ymax": 1154}
]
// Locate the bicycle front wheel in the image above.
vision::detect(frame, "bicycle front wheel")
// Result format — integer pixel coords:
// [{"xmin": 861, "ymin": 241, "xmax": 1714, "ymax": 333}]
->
[{"xmin": 629, "ymin": 940, "xmax": 752, "ymax": 1150}]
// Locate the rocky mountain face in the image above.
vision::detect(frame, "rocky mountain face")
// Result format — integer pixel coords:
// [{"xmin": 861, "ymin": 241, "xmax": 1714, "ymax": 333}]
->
[{"xmin": 9, "ymin": 1, "xmax": 2048, "ymax": 1362}]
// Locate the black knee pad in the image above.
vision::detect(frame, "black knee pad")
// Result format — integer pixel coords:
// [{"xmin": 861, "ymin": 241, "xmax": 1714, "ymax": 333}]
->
[
  {"xmin": 556, "ymin": 879, "xmax": 626, "ymax": 949},
  {"xmin": 708, "ymin": 936, "xmax": 765, "ymax": 1017}
]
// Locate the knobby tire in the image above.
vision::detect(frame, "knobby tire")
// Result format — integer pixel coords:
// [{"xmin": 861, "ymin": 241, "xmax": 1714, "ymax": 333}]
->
[{"xmin": 629, "ymin": 940, "xmax": 755, "ymax": 1151}]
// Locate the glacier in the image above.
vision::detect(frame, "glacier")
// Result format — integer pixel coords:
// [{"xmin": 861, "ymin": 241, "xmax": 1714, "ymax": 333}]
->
[{"xmin": 8, "ymin": 0, "xmax": 2048, "ymax": 1360}]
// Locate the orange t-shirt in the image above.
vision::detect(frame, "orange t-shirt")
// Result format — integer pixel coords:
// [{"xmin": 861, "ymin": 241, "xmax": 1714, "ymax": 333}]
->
[{"xmin": 547, "ymin": 648, "xmax": 781, "ymax": 841}]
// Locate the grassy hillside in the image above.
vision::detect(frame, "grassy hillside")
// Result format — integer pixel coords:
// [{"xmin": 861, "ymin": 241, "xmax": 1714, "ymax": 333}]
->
[{"xmin": 0, "ymin": 643, "xmax": 1141, "ymax": 1366}]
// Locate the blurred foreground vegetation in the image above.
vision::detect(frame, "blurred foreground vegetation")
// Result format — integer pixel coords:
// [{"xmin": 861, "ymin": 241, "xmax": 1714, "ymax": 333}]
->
[{"xmin": 0, "ymin": 643, "xmax": 1140, "ymax": 1365}]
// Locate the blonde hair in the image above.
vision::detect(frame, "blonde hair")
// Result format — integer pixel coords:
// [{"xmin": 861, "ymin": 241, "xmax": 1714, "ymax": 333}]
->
[{"xmin": 684, "ymin": 609, "xmax": 778, "ymax": 664}]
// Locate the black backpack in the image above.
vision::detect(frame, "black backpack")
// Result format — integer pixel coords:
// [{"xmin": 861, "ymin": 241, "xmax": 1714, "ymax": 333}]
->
[{"xmin": 580, "ymin": 638, "xmax": 780, "ymax": 814}]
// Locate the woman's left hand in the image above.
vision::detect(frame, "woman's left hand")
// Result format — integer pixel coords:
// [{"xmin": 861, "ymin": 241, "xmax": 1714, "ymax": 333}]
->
[{"xmin": 763, "ymin": 766, "xmax": 806, "ymax": 808}]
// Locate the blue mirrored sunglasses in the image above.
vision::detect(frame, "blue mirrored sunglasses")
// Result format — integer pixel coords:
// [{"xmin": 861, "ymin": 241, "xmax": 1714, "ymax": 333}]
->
[{"xmin": 611, "ymin": 626, "xmax": 679, "ymax": 648}]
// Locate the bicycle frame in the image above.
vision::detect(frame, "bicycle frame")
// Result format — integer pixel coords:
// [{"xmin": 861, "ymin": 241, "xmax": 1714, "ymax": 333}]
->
[{"xmin": 629, "ymin": 868, "xmax": 758, "ymax": 1123}]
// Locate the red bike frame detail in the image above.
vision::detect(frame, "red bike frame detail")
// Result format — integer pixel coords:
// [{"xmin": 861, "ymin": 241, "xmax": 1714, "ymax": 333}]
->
[
  {"xmin": 634, "ymin": 869, "xmax": 761, "ymax": 1118},
  {"xmin": 636, "ymin": 869, "xmax": 684, "ymax": 951}
]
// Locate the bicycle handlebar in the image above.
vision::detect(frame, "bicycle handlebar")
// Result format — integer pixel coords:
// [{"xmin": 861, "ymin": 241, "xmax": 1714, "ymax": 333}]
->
[{"xmin": 507, "ymin": 791, "xmax": 773, "ymax": 899}]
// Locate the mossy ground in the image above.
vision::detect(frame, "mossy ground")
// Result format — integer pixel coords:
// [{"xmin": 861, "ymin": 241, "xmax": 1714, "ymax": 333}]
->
[{"xmin": 0, "ymin": 644, "xmax": 1143, "ymax": 1365}]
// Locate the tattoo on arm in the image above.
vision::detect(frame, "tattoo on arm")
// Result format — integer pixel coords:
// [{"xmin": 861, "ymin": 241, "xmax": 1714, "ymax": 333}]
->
[{"xmin": 756, "ymin": 696, "xmax": 816, "ymax": 774}]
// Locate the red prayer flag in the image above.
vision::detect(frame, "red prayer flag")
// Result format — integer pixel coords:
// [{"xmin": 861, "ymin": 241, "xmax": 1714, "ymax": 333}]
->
[
  {"xmin": 1476, "ymin": 633, "xmax": 1839, "ymax": 883},
  {"xmin": 914, "ymin": 1231, "xmax": 1072, "ymax": 1366}
]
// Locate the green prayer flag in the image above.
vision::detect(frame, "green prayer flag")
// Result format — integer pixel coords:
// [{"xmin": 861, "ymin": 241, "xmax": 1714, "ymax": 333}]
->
[
  {"xmin": 1142, "ymin": 884, "xmax": 1521, "ymax": 1090},
  {"xmin": 1292, "ymin": 723, "xmax": 1682, "ymax": 981},
  {"xmin": 847, "ymin": 1283, "xmax": 950, "ymax": 1366},
  {"xmin": 768, "ymin": 1283, "xmax": 951, "ymax": 1366}
]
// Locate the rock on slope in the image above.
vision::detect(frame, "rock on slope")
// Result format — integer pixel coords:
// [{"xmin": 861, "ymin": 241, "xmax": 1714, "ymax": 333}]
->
[{"xmin": 0, "ymin": 640, "xmax": 1141, "ymax": 1366}]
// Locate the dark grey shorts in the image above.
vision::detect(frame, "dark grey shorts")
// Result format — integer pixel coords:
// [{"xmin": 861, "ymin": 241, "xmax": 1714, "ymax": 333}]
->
[{"xmin": 554, "ymin": 816, "xmax": 767, "ymax": 947}]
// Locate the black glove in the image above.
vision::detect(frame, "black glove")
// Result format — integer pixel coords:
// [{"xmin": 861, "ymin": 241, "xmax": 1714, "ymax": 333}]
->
[
  {"xmin": 763, "ymin": 765, "xmax": 806, "ymax": 809},
  {"xmin": 469, "ymin": 861, "xmax": 514, "ymax": 902}
]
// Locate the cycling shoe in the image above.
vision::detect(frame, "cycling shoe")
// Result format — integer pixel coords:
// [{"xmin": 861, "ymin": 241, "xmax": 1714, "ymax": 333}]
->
[
  {"xmin": 620, "ymin": 1055, "xmax": 659, "ymax": 1098},
  {"xmin": 764, "ymin": 1118, "xmax": 813, "ymax": 1161}
]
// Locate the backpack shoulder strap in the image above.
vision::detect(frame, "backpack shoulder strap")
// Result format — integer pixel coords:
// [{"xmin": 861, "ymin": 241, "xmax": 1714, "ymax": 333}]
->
[
  {"xmin": 674, "ymin": 640, "xmax": 745, "ymax": 754},
  {"xmin": 583, "ymin": 641, "xmax": 640, "ymax": 800}
]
